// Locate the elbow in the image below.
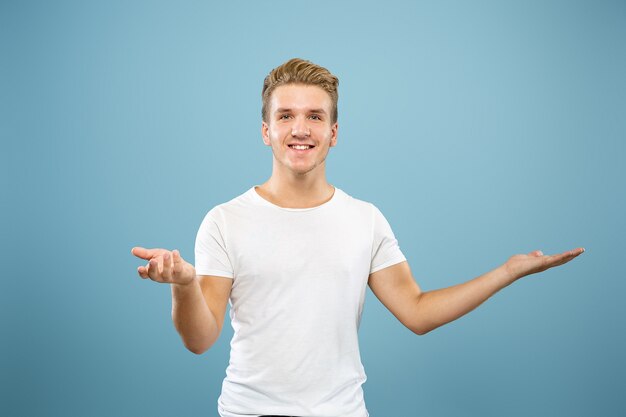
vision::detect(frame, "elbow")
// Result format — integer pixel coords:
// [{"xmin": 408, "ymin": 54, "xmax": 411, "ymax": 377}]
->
[
  {"xmin": 185, "ymin": 341, "xmax": 212, "ymax": 355},
  {"xmin": 187, "ymin": 345, "xmax": 208, "ymax": 355},
  {"xmin": 411, "ymin": 326, "xmax": 431, "ymax": 336},
  {"xmin": 174, "ymin": 320, "xmax": 220, "ymax": 355},
  {"xmin": 409, "ymin": 294, "xmax": 431, "ymax": 335},
  {"xmin": 183, "ymin": 334, "xmax": 218, "ymax": 355},
  {"xmin": 409, "ymin": 321, "xmax": 435, "ymax": 336}
]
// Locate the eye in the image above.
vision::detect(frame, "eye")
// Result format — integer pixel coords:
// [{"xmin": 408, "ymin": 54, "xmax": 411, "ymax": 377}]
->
[
  {"xmin": 279, "ymin": 114, "xmax": 291, "ymax": 120},
  {"xmin": 309, "ymin": 114, "xmax": 322, "ymax": 120}
]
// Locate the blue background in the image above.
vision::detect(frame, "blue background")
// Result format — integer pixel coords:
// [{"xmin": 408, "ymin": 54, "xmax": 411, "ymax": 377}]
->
[{"xmin": 2, "ymin": 1, "xmax": 625, "ymax": 416}]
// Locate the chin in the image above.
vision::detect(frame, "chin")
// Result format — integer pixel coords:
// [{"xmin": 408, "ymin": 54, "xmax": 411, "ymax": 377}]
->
[{"xmin": 290, "ymin": 164, "xmax": 319, "ymax": 176}]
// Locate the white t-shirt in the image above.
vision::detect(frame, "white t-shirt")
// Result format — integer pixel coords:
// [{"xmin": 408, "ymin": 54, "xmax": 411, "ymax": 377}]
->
[{"xmin": 195, "ymin": 186, "xmax": 406, "ymax": 417}]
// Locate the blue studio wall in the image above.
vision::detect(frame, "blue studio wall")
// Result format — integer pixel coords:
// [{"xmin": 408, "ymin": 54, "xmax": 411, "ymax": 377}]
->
[{"xmin": 2, "ymin": 1, "xmax": 625, "ymax": 416}]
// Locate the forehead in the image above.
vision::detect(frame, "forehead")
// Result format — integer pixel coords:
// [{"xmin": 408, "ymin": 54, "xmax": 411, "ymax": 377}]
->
[{"xmin": 269, "ymin": 84, "xmax": 332, "ymax": 113}]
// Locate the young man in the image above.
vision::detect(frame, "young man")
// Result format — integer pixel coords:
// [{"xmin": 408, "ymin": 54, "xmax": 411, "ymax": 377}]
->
[{"xmin": 132, "ymin": 58, "xmax": 584, "ymax": 417}]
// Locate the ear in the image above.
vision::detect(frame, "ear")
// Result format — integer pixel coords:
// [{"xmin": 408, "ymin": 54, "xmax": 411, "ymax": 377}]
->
[
  {"xmin": 329, "ymin": 122, "xmax": 338, "ymax": 147},
  {"xmin": 261, "ymin": 121, "xmax": 271, "ymax": 146}
]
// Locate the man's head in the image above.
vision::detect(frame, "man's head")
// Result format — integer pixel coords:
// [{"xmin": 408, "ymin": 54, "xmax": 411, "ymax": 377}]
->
[
  {"xmin": 262, "ymin": 58, "xmax": 339, "ymax": 124},
  {"xmin": 261, "ymin": 59, "xmax": 339, "ymax": 178}
]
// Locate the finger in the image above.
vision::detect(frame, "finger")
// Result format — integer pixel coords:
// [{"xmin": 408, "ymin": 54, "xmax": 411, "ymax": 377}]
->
[
  {"xmin": 132, "ymin": 246, "xmax": 160, "ymax": 260},
  {"xmin": 557, "ymin": 247, "xmax": 584, "ymax": 256},
  {"xmin": 572, "ymin": 247, "xmax": 585, "ymax": 256},
  {"xmin": 553, "ymin": 247, "xmax": 585, "ymax": 261},
  {"xmin": 528, "ymin": 250, "xmax": 544, "ymax": 257},
  {"xmin": 147, "ymin": 258, "xmax": 162, "ymax": 281},
  {"xmin": 162, "ymin": 252, "xmax": 173, "ymax": 281},
  {"xmin": 137, "ymin": 265, "xmax": 150, "ymax": 279},
  {"xmin": 545, "ymin": 248, "xmax": 584, "ymax": 268},
  {"xmin": 172, "ymin": 249, "xmax": 183, "ymax": 275}
]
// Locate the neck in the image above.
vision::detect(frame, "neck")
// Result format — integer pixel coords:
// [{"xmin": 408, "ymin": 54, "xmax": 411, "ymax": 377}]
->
[{"xmin": 256, "ymin": 164, "xmax": 334, "ymax": 209}]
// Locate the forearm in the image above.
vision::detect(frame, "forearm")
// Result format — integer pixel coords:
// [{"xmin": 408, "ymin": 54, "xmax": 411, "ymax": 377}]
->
[
  {"xmin": 413, "ymin": 265, "xmax": 516, "ymax": 334},
  {"xmin": 171, "ymin": 279, "xmax": 219, "ymax": 354}
]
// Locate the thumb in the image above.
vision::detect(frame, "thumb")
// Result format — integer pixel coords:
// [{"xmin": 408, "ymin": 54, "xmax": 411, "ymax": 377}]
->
[{"xmin": 528, "ymin": 250, "xmax": 544, "ymax": 257}]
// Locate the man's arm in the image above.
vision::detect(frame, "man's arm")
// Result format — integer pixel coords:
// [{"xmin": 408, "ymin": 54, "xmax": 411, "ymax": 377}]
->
[
  {"xmin": 170, "ymin": 275, "xmax": 232, "ymax": 354},
  {"xmin": 368, "ymin": 248, "xmax": 585, "ymax": 335},
  {"xmin": 132, "ymin": 247, "xmax": 232, "ymax": 354}
]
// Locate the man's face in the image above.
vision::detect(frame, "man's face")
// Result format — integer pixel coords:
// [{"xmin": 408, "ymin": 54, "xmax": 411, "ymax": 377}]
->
[{"xmin": 262, "ymin": 84, "xmax": 338, "ymax": 177}]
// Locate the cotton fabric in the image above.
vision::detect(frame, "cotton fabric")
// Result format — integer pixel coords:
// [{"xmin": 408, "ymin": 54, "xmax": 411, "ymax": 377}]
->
[{"xmin": 195, "ymin": 187, "xmax": 406, "ymax": 417}]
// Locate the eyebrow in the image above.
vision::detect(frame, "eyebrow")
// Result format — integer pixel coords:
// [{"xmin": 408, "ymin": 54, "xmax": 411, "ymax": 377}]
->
[{"xmin": 275, "ymin": 108, "xmax": 328, "ymax": 114}]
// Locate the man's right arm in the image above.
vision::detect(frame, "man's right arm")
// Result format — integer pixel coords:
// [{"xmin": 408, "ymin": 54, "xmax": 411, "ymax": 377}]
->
[
  {"xmin": 132, "ymin": 247, "xmax": 232, "ymax": 355},
  {"xmin": 171, "ymin": 275, "xmax": 232, "ymax": 354}
]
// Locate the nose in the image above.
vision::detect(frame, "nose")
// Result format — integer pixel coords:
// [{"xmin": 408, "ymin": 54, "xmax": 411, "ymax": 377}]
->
[{"xmin": 291, "ymin": 116, "xmax": 310, "ymax": 137}]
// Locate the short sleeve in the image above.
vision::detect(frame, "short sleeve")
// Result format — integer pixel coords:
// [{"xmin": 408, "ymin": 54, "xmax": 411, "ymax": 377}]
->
[
  {"xmin": 194, "ymin": 210, "xmax": 234, "ymax": 278},
  {"xmin": 369, "ymin": 205, "xmax": 406, "ymax": 274}
]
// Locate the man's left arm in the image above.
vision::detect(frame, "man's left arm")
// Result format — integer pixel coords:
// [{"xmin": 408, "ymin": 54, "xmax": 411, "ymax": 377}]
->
[{"xmin": 367, "ymin": 248, "xmax": 585, "ymax": 335}]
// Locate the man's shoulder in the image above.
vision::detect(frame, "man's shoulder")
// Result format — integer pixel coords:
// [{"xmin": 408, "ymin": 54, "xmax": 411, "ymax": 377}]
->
[
  {"xmin": 335, "ymin": 188, "xmax": 375, "ymax": 209},
  {"xmin": 335, "ymin": 189, "xmax": 396, "ymax": 227},
  {"xmin": 202, "ymin": 187, "xmax": 257, "ymax": 220},
  {"xmin": 220, "ymin": 187, "xmax": 257, "ymax": 208}
]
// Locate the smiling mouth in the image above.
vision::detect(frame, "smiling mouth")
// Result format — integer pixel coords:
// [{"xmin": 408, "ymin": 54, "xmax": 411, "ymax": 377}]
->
[{"xmin": 288, "ymin": 144, "xmax": 315, "ymax": 150}]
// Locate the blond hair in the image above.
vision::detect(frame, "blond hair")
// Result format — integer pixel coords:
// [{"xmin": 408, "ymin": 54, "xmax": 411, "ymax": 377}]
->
[{"xmin": 262, "ymin": 58, "xmax": 339, "ymax": 123}]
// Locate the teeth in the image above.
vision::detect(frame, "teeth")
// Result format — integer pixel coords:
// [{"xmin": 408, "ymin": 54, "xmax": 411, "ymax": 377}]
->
[{"xmin": 292, "ymin": 145, "xmax": 311, "ymax": 150}]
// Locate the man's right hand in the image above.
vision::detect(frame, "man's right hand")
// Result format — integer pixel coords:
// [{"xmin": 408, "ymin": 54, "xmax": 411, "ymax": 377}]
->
[{"xmin": 131, "ymin": 247, "xmax": 196, "ymax": 286}]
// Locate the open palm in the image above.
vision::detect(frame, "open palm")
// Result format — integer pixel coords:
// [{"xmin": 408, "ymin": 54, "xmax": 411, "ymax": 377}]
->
[
  {"xmin": 504, "ymin": 248, "xmax": 585, "ymax": 280},
  {"xmin": 131, "ymin": 246, "xmax": 196, "ymax": 285}
]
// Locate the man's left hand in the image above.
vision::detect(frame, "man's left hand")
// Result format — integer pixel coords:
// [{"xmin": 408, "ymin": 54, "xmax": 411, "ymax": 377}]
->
[{"xmin": 504, "ymin": 247, "xmax": 585, "ymax": 281}]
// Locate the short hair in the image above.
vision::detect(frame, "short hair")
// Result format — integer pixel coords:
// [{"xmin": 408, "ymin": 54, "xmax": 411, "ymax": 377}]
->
[{"xmin": 262, "ymin": 58, "xmax": 339, "ymax": 124}]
